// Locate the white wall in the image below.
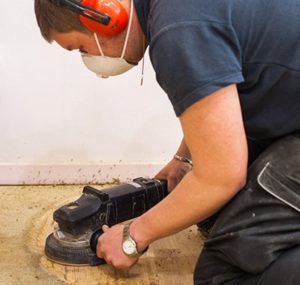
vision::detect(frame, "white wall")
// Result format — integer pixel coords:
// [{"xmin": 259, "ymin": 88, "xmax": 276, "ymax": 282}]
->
[{"xmin": 0, "ymin": 1, "xmax": 182, "ymax": 184}]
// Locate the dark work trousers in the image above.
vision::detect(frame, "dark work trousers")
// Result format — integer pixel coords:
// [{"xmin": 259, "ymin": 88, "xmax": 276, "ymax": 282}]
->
[{"xmin": 194, "ymin": 134, "xmax": 300, "ymax": 285}]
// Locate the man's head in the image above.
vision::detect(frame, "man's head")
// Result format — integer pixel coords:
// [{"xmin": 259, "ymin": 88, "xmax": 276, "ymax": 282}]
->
[{"xmin": 34, "ymin": 0, "xmax": 146, "ymax": 76}]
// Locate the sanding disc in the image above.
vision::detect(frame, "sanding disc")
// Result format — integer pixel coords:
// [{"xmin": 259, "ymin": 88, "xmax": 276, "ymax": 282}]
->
[{"xmin": 44, "ymin": 232, "xmax": 105, "ymax": 266}]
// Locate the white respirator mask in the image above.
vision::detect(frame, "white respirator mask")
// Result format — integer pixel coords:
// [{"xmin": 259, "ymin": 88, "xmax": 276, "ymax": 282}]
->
[{"xmin": 81, "ymin": 0, "xmax": 135, "ymax": 78}]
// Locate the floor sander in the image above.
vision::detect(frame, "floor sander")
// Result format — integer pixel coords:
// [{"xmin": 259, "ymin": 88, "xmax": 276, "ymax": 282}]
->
[{"xmin": 44, "ymin": 177, "xmax": 168, "ymax": 266}]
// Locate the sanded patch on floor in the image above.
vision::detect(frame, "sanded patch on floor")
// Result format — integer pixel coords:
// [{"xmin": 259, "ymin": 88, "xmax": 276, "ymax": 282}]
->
[{"xmin": 0, "ymin": 185, "xmax": 204, "ymax": 285}]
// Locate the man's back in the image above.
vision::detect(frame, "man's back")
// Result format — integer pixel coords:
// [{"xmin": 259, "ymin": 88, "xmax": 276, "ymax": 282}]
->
[{"xmin": 136, "ymin": 0, "xmax": 300, "ymax": 139}]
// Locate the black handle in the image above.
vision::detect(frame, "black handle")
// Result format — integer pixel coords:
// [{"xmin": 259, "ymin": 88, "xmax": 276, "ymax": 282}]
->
[{"xmin": 90, "ymin": 229, "xmax": 103, "ymax": 253}]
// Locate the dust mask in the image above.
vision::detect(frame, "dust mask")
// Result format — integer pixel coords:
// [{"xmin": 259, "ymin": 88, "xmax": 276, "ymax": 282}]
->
[{"xmin": 81, "ymin": 0, "xmax": 135, "ymax": 78}]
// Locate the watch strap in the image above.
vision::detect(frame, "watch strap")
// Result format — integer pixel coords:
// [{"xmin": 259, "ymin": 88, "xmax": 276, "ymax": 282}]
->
[{"xmin": 122, "ymin": 223, "xmax": 148, "ymax": 257}]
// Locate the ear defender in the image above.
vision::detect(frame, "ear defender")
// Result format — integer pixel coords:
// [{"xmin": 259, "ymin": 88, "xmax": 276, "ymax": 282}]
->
[{"xmin": 79, "ymin": 0, "xmax": 129, "ymax": 36}]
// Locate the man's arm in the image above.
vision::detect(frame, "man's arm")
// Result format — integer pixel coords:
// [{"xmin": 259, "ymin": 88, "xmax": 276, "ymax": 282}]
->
[
  {"xmin": 131, "ymin": 84, "xmax": 248, "ymax": 248},
  {"xmin": 97, "ymin": 84, "xmax": 248, "ymax": 268}
]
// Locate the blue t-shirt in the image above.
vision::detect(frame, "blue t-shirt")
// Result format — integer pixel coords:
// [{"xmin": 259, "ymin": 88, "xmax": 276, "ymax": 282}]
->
[{"xmin": 134, "ymin": 0, "xmax": 300, "ymax": 140}]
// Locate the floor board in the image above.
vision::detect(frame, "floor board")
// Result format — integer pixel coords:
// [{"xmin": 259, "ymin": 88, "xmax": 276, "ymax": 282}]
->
[{"xmin": 0, "ymin": 185, "xmax": 204, "ymax": 285}]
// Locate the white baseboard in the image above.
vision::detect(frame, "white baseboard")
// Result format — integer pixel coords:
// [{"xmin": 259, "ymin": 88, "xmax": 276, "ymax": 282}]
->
[{"xmin": 0, "ymin": 163, "xmax": 164, "ymax": 185}]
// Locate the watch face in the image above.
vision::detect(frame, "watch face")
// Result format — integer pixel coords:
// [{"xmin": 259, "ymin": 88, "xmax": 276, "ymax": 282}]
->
[{"xmin": 122, "ymin": 240, "xmax": 136, "ymax": 255}]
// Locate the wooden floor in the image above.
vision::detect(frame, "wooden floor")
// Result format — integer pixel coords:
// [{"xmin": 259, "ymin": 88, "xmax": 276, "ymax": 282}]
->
[{"xmin": 0, "ymin": 185, "xmax": 204, "ymax": 285}]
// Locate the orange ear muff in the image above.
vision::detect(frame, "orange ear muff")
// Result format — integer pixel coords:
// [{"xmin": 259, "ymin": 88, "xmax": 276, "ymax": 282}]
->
[{"xmin": 79, "ymin": 0, "xmax": 129, "ymax": 37}]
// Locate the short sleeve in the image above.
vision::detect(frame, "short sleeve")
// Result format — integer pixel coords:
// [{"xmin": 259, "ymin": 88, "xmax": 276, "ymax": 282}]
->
[{"xmin": 149, "ymin": 21, "xmax": 245, "ymax": 116}]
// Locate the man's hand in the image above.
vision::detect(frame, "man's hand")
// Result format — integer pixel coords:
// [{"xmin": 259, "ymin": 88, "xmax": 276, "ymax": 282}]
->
[
  {"xmin": 154, "ymin": 158, "xmax": 192, "ymax": 192},
  {"xmin": 96, "ymin": 224, "xmax": 139, "ymax": 270}
]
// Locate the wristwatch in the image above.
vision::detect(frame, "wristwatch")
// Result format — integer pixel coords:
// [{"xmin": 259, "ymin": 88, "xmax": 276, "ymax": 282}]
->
[{"xmin": 122, "ymin": 223, "xmax": 147, "ymax": 257}]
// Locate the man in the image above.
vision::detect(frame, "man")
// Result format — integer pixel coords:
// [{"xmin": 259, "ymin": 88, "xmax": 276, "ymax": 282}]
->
[{"xmin": 35, "ymin": 0, "xmax": 300, "ymax": 284}]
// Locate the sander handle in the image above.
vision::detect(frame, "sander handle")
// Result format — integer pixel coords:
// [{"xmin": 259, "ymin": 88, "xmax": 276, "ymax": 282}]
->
[{"xmin": 90, "ymin": 229, "xmax": 103, "ymax": 253}]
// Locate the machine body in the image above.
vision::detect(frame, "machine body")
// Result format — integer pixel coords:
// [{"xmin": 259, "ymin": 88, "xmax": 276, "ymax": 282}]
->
[{"xmin": 45, "ymin": 178, "xmax": 167, "ymax": 265}]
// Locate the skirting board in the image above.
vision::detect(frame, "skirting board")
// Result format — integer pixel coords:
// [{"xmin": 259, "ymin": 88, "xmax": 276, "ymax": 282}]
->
[{"xmin": 0, "ymin": 164, "xmax": 164, "ymax": 185}]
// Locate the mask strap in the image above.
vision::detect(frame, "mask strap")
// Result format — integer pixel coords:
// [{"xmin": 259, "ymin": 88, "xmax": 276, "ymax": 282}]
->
[
  {"xmin": 140, "ymin": 35, "xmax": 146, "ymax": 86},
  {"xmin": 94, "ymin": 33, "xmax": 104, "ymax": 56},
  {"xmin": 120, "ymin": 0, "xmax": 134, "ymax": 59}
]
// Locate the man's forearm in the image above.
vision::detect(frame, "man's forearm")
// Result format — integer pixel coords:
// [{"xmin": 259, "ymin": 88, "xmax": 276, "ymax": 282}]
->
[{"xmin": 130, "ymin": 169, "xmax": 244, "ymax": 251}]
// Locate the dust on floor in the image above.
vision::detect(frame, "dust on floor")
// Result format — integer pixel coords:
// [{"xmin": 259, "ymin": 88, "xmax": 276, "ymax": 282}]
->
[{"xmin": 0, "ymin": 185, "xmax": 204, "ymax": 285}]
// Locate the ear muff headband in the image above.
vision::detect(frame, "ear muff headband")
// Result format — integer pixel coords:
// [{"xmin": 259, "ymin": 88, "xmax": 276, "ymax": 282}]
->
[{"xmin": 53, "ymin": 0, "xmax": 128, "ymax": 36}]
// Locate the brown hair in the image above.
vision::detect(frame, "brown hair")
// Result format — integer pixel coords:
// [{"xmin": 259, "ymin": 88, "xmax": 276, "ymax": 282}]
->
[{"xmin": 34, "ymin": 0, "xmax": 90, "ymax": 42}]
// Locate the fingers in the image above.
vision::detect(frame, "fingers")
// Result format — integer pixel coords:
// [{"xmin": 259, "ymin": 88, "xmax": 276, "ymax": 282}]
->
[{"xmin": 102, "ymin": 224, "xmax": 109, "ymax": 232}]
